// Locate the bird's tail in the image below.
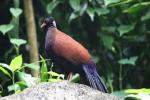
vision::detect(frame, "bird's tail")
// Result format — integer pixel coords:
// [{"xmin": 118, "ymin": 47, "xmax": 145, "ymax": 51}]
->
[{"xmin": 82, "ymin": 61, "xmax": 108, "ymax": 93}]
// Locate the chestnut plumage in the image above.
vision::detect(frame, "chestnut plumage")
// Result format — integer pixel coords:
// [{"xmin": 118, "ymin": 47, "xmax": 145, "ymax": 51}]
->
[{"xmin": 41, "ymin": 17, "xmax": 108, "ymax": 93}]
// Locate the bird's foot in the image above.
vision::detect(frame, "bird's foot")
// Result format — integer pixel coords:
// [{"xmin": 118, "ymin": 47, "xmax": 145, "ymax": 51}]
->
[{"xmin": 67, "ymin": 72, "xmax": 73, "ymax": 81}]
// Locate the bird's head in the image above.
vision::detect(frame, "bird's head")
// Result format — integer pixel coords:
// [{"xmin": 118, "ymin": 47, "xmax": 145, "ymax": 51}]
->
[{"xmin": 41, "ymin": 17, "xmax": 56, "ymax": 29}]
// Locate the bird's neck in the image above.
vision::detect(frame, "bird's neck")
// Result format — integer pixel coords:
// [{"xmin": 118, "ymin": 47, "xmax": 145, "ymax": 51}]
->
[{"xmin": 45, "ymin": 27, "xmax": 57, "ymax": 45}]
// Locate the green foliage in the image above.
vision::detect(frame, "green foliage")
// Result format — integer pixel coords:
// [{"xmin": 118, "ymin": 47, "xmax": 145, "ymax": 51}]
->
[
  {"xmin": 10, "ymin": 8, "xmax": 23, "ymax": 18},
  {"xmin": 141, "ymin": 11, "xmax": 150, "ymax": 21},
  {"xmin": 40, "ymin": 56, "xmax": 48, "ymax": 82},
  {"xmin": 0, "ymin": 55, "xmax": 65, "ymax": 95},
  {"xmin": 104, "ymin": 0, "xmax": 120, "ymax": 6},
  {"xmin": 0, "ymin": 24, "xmax": 14, "ymax": 35},
  {"xmin": 118, "ymin": 56, "xmax": 138, "ymax": 66},
  {"xmin": 123, "ymin": 2, "xmax": 150, "ymax": 14},
  {"xmin": 10, "ymin": 39, "xmax": 27, "ymax": 47},
  {"xmin": 46, "ymin": 1, "xmax": 60, "ymax": 14},
  {"xmin": 117, "ymin": 23, "xmax": 136, "ymax": 36},
  {"xmin": 9, "ymin": 55, "xmax": 22, "ymax": 72},
  {"xmin": 69, "ymin": 0, "xmax": 81, "ymax": 11},
  {"xmin": 0, "ymin": 66, "xmax": 11, "ymax": 78},
  {"xmin": 100, "ymin": 33, "xmax": 114, "ymax": 50},
  {"xmin": 113, "ymin": 88, "xmax": 150, "ymax": 100}
]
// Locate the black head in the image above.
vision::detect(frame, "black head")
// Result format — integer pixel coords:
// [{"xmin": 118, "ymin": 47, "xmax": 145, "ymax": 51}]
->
[{"xmin": 41, "ymin": 17, "xmax": 56, "ymax": 29}]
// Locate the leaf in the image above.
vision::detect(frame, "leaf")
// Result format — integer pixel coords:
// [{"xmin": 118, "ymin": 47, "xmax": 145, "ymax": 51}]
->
[
  {"xmin": 141, "ymin": 11, "xmax": 150, "ymax": 21},
  {"xmin": 8, "ymin": 83, "xmax": 20, "ymax": 92},
  {"xmin": 125, "ymin": 88, "xmax": 150, "ymax": 94},
  {"xmin": 0, "ymin": 66, "xmax": 12, "ymax": 78},
  {"xmin": 86, "ymin": 7, "xmax": 95, "ymax": 21},
  {"xmin": 8, "ymin": 81, "xmax": 26, "ymax": 93},
  {"xmin": 24, "ymin": 63, "xmax": 39, "ymax": 70},
  {"xmin": 0, "ymin": 63, "xmax": 11, "ymax": 71},
  {"xmin": 68, "ymin": 12, "xmax": 79, "ymax": 23},
  {"xmin": 10, "ymin": 38, "xmax": 27, "ymax": 47},
  {"xmin": 17, "ymin": 71, "xmax": 37, "ymax": 87},
  {"xmin": 69, "ymin": 0, "xmax": 80, "ymax": 11},
  {"xmin": 47, "ymin": 1, "xmax": 60, "ymax": 14},
  {"xmin": 95, "ymin": 8, "xmax": 110, "ymax": 16},
  {"xmin": 117, "ymin": 23, "xmax": 135, "ymax": 36},
  {"xmin": 0, "ymin": 24, "xmax": 14, "ymax": 35},
  {"xmin": 118, "ymin": 56, "xmax": 138, "ymax": 65},
  {"xmin": 9, "ymin": 55, "xmax": 23, "ymax": 72},
  {"xmin": 79, "ymin": 2, "xmax": 88, "ymax": 16},
  {"xmin": 10, "ymin": 8, "xmax": 23, "ymax": 18},
  {"xmin": 123, "ymin": 2, "xmax": 150, "ymax": 14},
  {"xmin": 100, "ymin": 33, "xmax": 114, "ymax": 50},
  {"xmin": 104, "ymin": 0, "xmax": 120, "ymax": 6},
  {"xmin": 40, "ymin": 56, "xmax": 48, "ymax": 82},
  {"xmin": 108, "ymin": 0, "xmax": 133, "ymax": 7}
]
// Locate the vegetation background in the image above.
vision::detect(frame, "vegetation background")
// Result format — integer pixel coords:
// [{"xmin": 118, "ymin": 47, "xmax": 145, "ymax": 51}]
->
[{"xmin": 0, "ymin": 0, "xmax": 150, "ymax": 99}]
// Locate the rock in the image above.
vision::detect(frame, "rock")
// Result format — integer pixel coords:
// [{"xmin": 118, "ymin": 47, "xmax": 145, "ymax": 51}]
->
[{"xmin": 0, "ymin": 81, "xmax": 121, "ymax": 100}]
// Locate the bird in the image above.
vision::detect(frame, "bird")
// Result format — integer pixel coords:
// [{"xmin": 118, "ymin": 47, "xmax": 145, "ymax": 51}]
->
[{"xmin": 41, "ymin": 17, "xmax": 108, "ymax": 93}]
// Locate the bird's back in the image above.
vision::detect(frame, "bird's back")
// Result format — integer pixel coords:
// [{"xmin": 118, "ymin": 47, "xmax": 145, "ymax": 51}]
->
[{"xmin": 52, "ymin": 29, "xmax": 92, "ymax": 65}]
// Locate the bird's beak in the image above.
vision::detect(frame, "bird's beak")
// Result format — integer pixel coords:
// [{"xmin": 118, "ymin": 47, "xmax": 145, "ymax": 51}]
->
[{"xmin": 41, "ymin": 23, "xmax": 46, "ymax": 28}]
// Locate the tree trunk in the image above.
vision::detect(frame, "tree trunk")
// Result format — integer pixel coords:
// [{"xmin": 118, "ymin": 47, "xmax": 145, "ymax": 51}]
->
[{"xmin": 23, "ymin": 0, "xmax": 39, "ymax": 77}]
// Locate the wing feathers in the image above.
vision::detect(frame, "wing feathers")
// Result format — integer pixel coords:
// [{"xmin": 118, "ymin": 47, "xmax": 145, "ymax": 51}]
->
[{"xmin": 52, "ymin": 30, "xmax": 91, "ymax": 64}]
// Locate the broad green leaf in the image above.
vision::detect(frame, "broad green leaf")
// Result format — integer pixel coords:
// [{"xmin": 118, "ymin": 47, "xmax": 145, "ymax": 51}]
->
[
  {"xmin": 104, "ymin": 0, "xmax": 120, "ymax": 6},
  {"xmin": 95, "ymin": 8, "xmax": 110, "ymax": 16},
  {"xmin": 9, "ymin": 55, "xmax": 23, "ymax": 72},
  {"xmin": 10, "ymin": 39, "xmax": 27, "ymax": 47},
  {"xmin": 24, "ymin": 63, "xmax": 39, "ymax": 70},
  {"xmin": 0, "ymin": 63, "xmax": 11, "ymax": 71},
  {"xmin": 118, "ymin": 56, "xmax": 138, "ymax": 65},
  {"xmin": 17, "ymin": 71, "xmax": 37, "ymax": 87},
  {"xmin": 100, "ymin": 33, "xmax": 114, "ymax": 50},
  {"xmin": 79, "ymin": 2, "xmax": 87, "ymax": 16},
  {"xmin": 0, "ymin": 24, "xmax": 14, "ymax": 35},
  {"xmin": 8, "ymin": 81, "xmax": 26, "ymax": 93},
  {"xmin": 141, "ymin": 11, "xmax": 150, "ymax": 21},
  {"xmin": 10, "ymin": 8, "xmax": 23, "ymax": 18},
  {"xmin": 125, "ymin": 88, "xmax": 150, "ymax": 94},
  {"xmin": 117, "ymin": 23, "xmax": 135, "ymax": 36},
  {"xmin": 47, "ymin": 1, "xmax": 60, "ymax": 14},
  {"xmin": 123, "ymin": 2, "xmax": 150, "ymax": 14},
  {"xmin": 68, "ymin": 12, "xmax": 79, "ymax": 23},
  {"xmin": 40, "ymin": 56, "xmax": 48, "ymax": 82},
  {"xmin": 86, "ymin": 7, "xmax": 95, "ymax": 21},
  {"xmin": 8, "ymin": 83, "xmax": 20, "ymax": 92},
  {"xmin": 108, "ymin": 0, "xmax": 133, "ymax": 7},
  {"xmin": 0, "ymin": 66, "xmax": 12, "ymax": 78},
  {"xmin": 69, "ymin": 0, "xmax": 80, "ymax": 11}
]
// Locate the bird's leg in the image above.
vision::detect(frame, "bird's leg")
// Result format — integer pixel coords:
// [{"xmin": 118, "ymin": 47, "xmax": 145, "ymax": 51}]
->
[{"xmin": 67, "ymin": 72, "xmax": 73, "ymax": 81}]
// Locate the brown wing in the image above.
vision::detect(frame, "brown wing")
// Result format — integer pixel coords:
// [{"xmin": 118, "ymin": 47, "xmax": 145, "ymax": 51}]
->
[{"xmin": 53, "ymin": 30, "xmax": 92, "ymax": 64}]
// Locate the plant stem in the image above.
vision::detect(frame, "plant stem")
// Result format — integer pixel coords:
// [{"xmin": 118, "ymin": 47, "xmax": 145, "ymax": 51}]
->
[
  {"xmin": 119, "ymin": 64, "xmax": 122, "ymax": 90},
  {"xmin": 119, "ymin": 46, "xmax": 123, "ymax": 90},
  {"xmin": 12, "ymin": 72, "xmax": 16, "ymax": 93}
]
